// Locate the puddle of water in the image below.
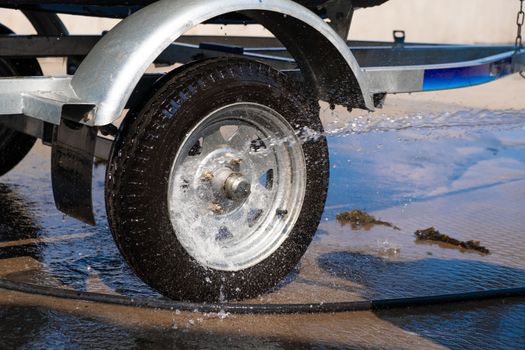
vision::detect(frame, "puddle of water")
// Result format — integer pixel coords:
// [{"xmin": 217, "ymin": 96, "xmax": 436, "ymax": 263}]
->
[
  {"xmin": 377, "ymin": 300, "xmax": 525, "ymax": 350},
  {"xmin": 325, "ymin": 115, "xmax": 525, "ymax": 215},
  {"xmin": 0, "ymin": 304, "xmax": 325, "ymax": 349}
]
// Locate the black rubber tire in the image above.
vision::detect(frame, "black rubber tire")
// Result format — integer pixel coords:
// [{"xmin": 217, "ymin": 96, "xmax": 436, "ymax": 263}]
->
[
  {"xmin": 0, "ymin": 125, "xmax": 36, "ymax": 177},
  {"xmin": 0, "ymin": 24, "xmax": 42, "ymax": 177},
  {"xmin": 106, "ymin": 58, "xmax": 329, "ymax": 302}
]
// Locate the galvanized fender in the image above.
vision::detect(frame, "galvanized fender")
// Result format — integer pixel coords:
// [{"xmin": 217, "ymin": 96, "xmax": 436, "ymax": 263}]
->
[{"xmin": 72, "ymin": 0, "xmax": 373, "ymax": 126}]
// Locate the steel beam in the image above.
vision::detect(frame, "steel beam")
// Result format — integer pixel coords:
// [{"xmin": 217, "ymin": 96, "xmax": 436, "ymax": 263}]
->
[
  {"xmin": 364, "ymin": 50, "xmax": 525, "ymax": 93},
  {"xmin": 0, "ymin": 76, "xmax": 94, "ymax": 124}
]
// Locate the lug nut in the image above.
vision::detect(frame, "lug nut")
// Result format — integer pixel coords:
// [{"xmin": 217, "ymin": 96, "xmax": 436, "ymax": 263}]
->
[
  {"xmin": 229, "ymin": 159, "xmax": 243, "ymax": 169},
  {"xmin": 209, "ymin": 203, "xmax": 224, "ymax": 214},
  {"xmin": 201, "ymin": 170, "xmax": 214, "ymax": 182}
]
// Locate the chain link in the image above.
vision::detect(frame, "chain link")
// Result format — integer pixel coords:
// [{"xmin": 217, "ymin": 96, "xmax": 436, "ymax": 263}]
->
[
  {"xmin": 516, "ymin": 0, "xmax": 525, "ymax": 78},
  {"xmin": 517, "ymin": 0, "xmax": 524, "ymax": 51}
]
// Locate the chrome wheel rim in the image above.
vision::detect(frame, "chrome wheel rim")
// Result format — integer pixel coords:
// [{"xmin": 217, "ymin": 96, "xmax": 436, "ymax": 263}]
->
[{"xmin": 167, "ymin": 103, "xmax": 306, "ymax": 271}]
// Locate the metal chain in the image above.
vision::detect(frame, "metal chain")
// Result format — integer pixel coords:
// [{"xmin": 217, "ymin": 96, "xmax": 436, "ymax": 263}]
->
[
  {"xmin": 516, "ymin": 0, "xmax": 524, "ymax": 50},
  {"xmin": 516, "ymin": 0, "xmax": 525, "ymax": 78}
]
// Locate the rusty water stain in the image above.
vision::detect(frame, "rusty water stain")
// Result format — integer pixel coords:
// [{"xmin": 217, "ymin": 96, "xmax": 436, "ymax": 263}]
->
[
  {"xmin": 415, "ymin": 227, "xmax": 490, "ymax": 255},
  {"xmin": 336, "ymin": 209, "xmax": 400, "ymax": 231}
]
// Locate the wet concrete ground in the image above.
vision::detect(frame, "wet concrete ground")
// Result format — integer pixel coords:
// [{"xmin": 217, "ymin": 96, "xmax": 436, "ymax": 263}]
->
[{"xmin": 1, "ymin": 79, "xmax": 525, "ymax": 349}]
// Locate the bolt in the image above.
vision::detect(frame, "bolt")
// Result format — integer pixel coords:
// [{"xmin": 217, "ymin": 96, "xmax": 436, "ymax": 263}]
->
[
  {"xmin": 82, "ymin": 111, "xmax": 92, "ymax": 122},
  {"xmin": 209, "ymin": 203, "xmax": 224, "ymax": 214}
]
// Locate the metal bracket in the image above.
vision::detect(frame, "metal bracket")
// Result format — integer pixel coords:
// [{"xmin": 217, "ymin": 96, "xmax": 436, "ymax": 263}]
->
[
  {"xmin": 393, "ymin": 30, "xmax": 406, "ymax": 45},
  {"xmin": 51, "ymin": 120, "xmax": 97, "ymax": 225}
]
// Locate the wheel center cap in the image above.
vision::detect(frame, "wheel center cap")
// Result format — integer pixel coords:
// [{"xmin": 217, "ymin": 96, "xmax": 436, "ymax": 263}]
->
[{"xmin": 211, "ymin": 168, "xmax": 251, "ymax": 201}]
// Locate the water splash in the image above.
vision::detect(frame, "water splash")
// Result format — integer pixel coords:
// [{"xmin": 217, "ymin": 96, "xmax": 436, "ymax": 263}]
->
[{"xmin": 324, "ymin": 108, "xmax": 525, "ymax": 136}]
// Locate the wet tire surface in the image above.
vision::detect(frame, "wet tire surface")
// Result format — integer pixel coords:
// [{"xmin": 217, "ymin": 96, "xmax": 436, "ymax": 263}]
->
[{"xmin": 106, "ymin": 58, "xmax": 329, "ymax": 302}]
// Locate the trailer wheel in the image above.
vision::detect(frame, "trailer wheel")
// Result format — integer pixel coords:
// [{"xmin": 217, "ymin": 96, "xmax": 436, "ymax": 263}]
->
[
  {"xmin": 0, "ymin": 24, "xmax": 42, "ymax": 177},
  {"xmin": 0, "ymin": 125, "xmax": 36, "ymax": 177},
  {"xmin": 106, "ymin": 58, "xmax": 329, "ymax": 301}
]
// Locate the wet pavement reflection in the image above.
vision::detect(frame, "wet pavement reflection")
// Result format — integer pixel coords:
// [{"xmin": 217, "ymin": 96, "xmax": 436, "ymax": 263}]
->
[
  {"xmin": 0, "ymin": 304, "xmax": 322, "ymax": 349},
  {"xmin": 0, "ymin": 106, "xmax": 524, "ymax": 349}
]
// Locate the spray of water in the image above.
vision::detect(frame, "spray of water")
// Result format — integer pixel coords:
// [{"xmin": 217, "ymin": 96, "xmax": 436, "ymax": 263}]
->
[{"xmin": 323, "ymin": 108, "xmax": 525, "ymax": 137}]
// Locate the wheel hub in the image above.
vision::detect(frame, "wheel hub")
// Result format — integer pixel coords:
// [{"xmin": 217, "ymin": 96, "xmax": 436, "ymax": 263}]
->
[
  {"xmin": 224, "ymin": 173, "xmax": 252, "ymax": 201},
  {"xmin": 196, "ymin": 150, "xmax": 254, "ymax": 214},
  {"xmin": 210, "ymin": 167, "xmax": 252, "ymax": 202}
]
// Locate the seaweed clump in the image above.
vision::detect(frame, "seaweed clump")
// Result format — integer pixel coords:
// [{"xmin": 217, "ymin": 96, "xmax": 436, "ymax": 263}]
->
[
  {"xmin": 336, "ymin": 209, "xmax": 400, "ymax": 231},
  {"xmin": 415, "ymin": 227, "xmax": 490, "ymax": 254}
]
